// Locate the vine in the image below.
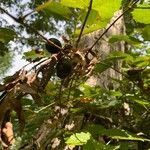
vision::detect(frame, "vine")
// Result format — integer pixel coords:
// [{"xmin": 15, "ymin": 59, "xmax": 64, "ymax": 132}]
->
[{"xmin": 1, "ymin": 0, "xmax": 147, "ymax": 149}]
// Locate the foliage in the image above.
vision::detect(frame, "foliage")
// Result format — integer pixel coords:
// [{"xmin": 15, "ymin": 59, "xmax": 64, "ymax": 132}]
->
[
  {"xmin": 0, "ymin": 52, "xmax": 13, "ymax": 77},
  {"xmin": 132, "ymin": 4, "xmax": 150, "ymax": 24},
  {"xmin": 65, "ymin": 132, "xmax": 91, "ymax": 146},
  {"xmin": 0, "ymin": 0, "xmax": 150, "ymax": 149}
]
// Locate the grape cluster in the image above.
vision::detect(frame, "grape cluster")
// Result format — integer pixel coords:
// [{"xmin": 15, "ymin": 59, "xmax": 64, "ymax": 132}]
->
[{"xmin": 46, "ymin": 38, "xmax": 72, "ymax": 79}]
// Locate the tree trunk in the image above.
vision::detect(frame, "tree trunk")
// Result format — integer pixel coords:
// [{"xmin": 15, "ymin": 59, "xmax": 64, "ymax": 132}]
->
[{"xmin": 79, "ymin": 10, "xmax": 125, "ymax": 88}]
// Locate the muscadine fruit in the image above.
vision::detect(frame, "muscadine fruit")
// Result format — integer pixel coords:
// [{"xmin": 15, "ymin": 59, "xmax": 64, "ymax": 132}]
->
[
  {"xmin": 45, "ymin": 38, "xmax": 62, "ymax": 54},
  {"xmin": 56, "ymin": 57, "xmax": 72, "ymax": 79}
]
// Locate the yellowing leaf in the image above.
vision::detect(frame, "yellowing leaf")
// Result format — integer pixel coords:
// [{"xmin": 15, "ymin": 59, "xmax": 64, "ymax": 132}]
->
[{"xmin": 66, "ymin": 132, "xmax": 91, "ymax": 146}]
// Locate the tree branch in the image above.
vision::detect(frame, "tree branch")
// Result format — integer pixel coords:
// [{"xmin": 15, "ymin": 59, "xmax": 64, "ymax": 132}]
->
[
  {"xmin": 89, "ymin": 0, "xmax": 139, "ymax": 51},
  {"xmin": 76, "ymin": 0, "xmax": 93, "ymax": 48},
  {"xmin": 0, "ymin": 7, "xmax": 62, "ymax": 51}
]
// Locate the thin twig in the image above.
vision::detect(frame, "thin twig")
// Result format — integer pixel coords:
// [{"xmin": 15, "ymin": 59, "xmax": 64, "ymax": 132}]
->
[
  {"xmin": 0, "ymin": 7, "xmax": 62, "ymax": 50},
  {"xmin": 22, "ymin": 10, "xmax": 35, "ymax": 19},
  {"xmin": 0, "ymin": 7, "xmax": 19, "ymax": 22},
  {"xmin": 67, "ymin": 76, "xmax": 75, "ymax": 101},
  {"xmin": 28, "ymin": 57, "xmax": 50, "ymax": 72},
  {"xmin": 100, "ymin": 61, "xmax": 147, "ymax": 94},
  {"xmin": 35, "ymin": 102, "xmax": 55, "ymax": 113},
  {"xmin": 21, "ymin": 22, "xmax": 62, "ymax": 50},
  {"xmin": 0, "ymin": 6, "xmax": 63, "ymax": 80},
  {"xmin": 76, "ymin": 0, "xmax": 93, "ymax": 48},
  {"xmin": 58, "ymin": 80, "xmax": 64, "ymax": 104},
  {"xmin": 89, "ymin": 0, "xmax": 139, "ymax": 51}
]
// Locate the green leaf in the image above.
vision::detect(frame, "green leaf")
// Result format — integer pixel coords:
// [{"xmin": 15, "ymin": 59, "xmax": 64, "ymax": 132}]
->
[
  {"xmin": 77, "ymin": 0, "xmax": 122, "ymax": 35},
  {"xmin": 83, "ymin": 138, "xmax": 117, "ymax": 150},
  {"xmin": 38, "ymin": 2, "xmax": 73, "ymax": 20},
  {"xmin": 95, "ymin": 51, "xmax": 128, "ymax": 73},
  {"xmin": 104, "ymin": 129, "xmax": 150, "ymax": 142},
  {"xmin": 134, "ymin": 56, "xmax": 150, "ymax": 67},
  {"xmin": 95, "ymin": 61, "xmax": 112, "ymax": 73},
  {"xmin": 132, "ymin": 4, "xmax": 150, "ymax": 24},
  {"xmin": 0, "ymin": 52, "xmax": 12, "ymax": 74},
  {"xmin": 83, "ymin": 138, "xmax": 102, "ymax": 150},
  {"xmin": 119, "ymin": 142, "xmax": 133, "ymax": 150},
  {"xmin": 74, "ymin": 10, "xmax": 102, "ymax": 36},
  {"xmin": 0, "ymin": 28, "xmax": 17, "ymax": 44},
  {"xmin": 61, "ymin": 0, "xmax": 88, "ymax": 9},
  {"xmin": 110, "ymin": 90, "xmax": 122, "ymax": 97},
  {"xmin": 142, "ymin": 25, "xmax": 150, "ymax": 41},
  {"xmin": 95, "ymin": 51, "xmax": 135, "ymax": 74},
  {"xmin": 72, "ymin": 89, "xmax": 84, "ymax": 98},
  {"xmin": 146, "ymin": 48, "xmax": 150, "ymax": 54},
  {"xmin": 92, "ymin": 0, "xmax": 121, "ymax": 25},
  {"xmin": 0, "ymin": 42, "xmax": 9, "ymax": 55},
  {"xmin": 133, "ymin": 99, "xmax": 150, "ymax": 107},
  {"xmin": 65, "ymin": 132, "xmax": 91, "ymax": 146},
  {"xmin": 85, "ymin": 124, "xmax": 106, "ymax": 136},
  {"xmin": 79, "ymin": 84, "xmax": 101, "ymax": 99},
  {"xmin": 80, "ymin": 10, "xmax": 100, "ymax": 26},
  {"xmin": 35, "ymin": 0, "xmax": 53, "ymax": 11},
  {"xmin": 109, "ymin": 35, "xmax": 142, "ymax": 45},
  {"xmin": 79, "ymin": 84, "xmax": 94, "ymax": 97},
  {"xmin": 23, "ymin": 49, "xmax": 45, "ymax": 61},
  {"xmin": 107, "ymin": 100, "xmax": 119, "ymax": 107},
  {"xmin": 108, "ymin": 51, "xmax": 132, "ymax": 60},
  {"xmin": 62, "ymin": 0, "xmax": 122, "ymax": 34},
  {"xmin": 45, "ymin": 81, "xmax": 57, "ymax": 96},
  {"xmin": 86, "ymin": 124, "xmax": 150, "ymax": 142},
  {"xmin": 75, "ymin": 21, "xmax": 103, "ymax": 36}
]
